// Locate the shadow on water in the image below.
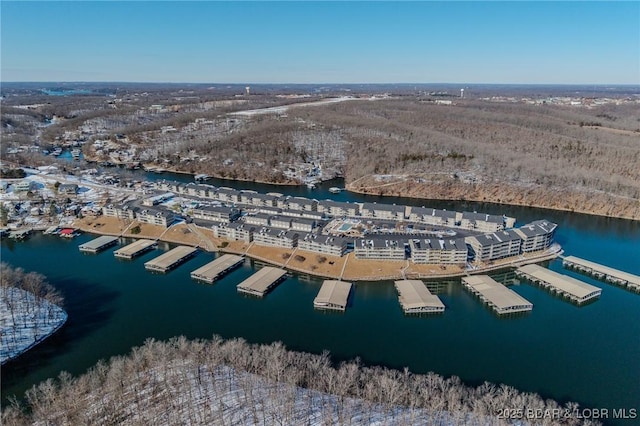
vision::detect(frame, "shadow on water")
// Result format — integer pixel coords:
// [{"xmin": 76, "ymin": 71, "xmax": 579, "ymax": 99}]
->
[{"xmin": 1, "ymin": 278, "xmax": 118, "ymax": 402}]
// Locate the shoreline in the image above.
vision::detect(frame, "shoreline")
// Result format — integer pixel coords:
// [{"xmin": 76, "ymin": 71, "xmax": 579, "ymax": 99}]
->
[
  {"xmin": 71, "ymin": 218, "xmax": 561, "ymax": 282},
  {"xmin": 80, "ymin": 157, "xmax": 639, "ymax": 220},
  {"xmin": 147, "ymin": 166, "xmax": 640, "ymax": 221},
  {"xmin": 345, "ymin": 184, "xmax": 640, "ymax": 222}
]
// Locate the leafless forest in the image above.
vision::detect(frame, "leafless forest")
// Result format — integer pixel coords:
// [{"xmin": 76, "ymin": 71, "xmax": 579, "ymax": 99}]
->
[
  {"xmin": 1, "ymin": 336, "xmax": 598, "ymax": 425},
  {"xmin": 2, "ymin": 84, "xmax": 639, "ymax": 218},
  {"xmin": 0, "ymin": 264, "xmax": 65, "ymax": 363}
]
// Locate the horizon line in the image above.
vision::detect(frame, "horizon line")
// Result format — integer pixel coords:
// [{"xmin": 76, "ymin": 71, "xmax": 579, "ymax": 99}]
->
[{"xmin": 2, "ymin": 81, "xmax": 639, "ymax": 87}]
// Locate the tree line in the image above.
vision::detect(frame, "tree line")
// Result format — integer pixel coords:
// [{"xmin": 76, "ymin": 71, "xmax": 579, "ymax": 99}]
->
[{"xmin": 2, "ymin": 335, "xmax": 598, "ymax": 425}]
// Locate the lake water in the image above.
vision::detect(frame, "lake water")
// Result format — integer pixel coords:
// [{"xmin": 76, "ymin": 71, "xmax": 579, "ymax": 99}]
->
[{"xmin": 2, "ymin": 176, "xmax": 639, "ymax": 423}]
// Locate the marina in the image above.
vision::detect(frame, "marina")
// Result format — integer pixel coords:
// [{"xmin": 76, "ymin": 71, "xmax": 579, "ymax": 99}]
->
[
  {"xmin": 313, "ymin": 280, "xmax": 352, "ymax": 311},
  {"xmin": 144, "ymin": 246, "xmax": 198, "ymax": 273},
  {"xmin": 516, "ymin": 264, "xmax": 602, "ymax": 304},
  {"xmin": 114, "ymin": 239, "xmax": 157, "ymax": 259},
  {"xmin": 562, "ymin": 256, "xmax": 640, "ymax": 293},
  {"xmin": 78, "ymin": 236, "xmax": 119, "ymax": 253},
  {"xmin": 462, "ymin": 275, "xmax": 533, "ymax": 315},
  {"xmin": 237, "ymin": 267, "xmax": 287, "ymax": 297},
  {"xmin": 394, "ymin": 280, "xmax": 445, "ymax": 314},
  {"xmin": 190, "ymin": 254, "xmax": 244, "ymax": 283}
]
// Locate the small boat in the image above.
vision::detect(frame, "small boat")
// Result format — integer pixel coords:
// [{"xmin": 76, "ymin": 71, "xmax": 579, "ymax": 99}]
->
[
  {"xmin": 329, "ymin": 187, "xmax": 342, "ymax": 193},
  {"xmin": 71, "ymin": 149, "xmax": 81, "ymax": 158},
  {"xmin": 306, "ymin": 183, "xmax": 316, "ymax": 189},
  {"xmin": 194, "ymin": 174, "xmax": 209, "ymax": 182}
]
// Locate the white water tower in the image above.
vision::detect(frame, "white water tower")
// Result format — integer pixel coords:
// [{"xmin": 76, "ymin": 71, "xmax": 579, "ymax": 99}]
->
[
  {"xmin": 245, "ymin": 86, "xmax": 250, "ymax": 95},
  {"xmin": 460, "ymin": 88, "xmax": 464, "ymax": 98}
]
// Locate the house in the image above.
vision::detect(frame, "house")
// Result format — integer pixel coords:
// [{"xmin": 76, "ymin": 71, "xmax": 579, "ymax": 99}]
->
[
  {"xmin": 298, "ymin": 234, "xmax": 351, "ymax": 257},
  {"xmin": 191, "ymin": 205, "xmax": 240, "ymax": 223},
  {"xmin": 12, "ymin": 180, "xmax": 37, "ymax": 192},
  {"xmin": 354, "ymin": 237, "xmax": 407, "ymax": 260},
  {"xmin": 514, "ymin": 220, "xmax": 557, "ymax": 252},
  {"xmin": 409, "ymin": 238, "xmax": 468, "ymax": 265},
  {"xmin": 465, "ymin": 230, "xmax": 522, "ymax": 263},
  {"xmin": 58, "ymin": 183, "xmax": 78, "ymax": 195}
]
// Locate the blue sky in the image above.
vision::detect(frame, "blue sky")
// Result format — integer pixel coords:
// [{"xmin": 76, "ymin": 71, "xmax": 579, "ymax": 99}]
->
[{"xmin": 2, "ymin": 1, "xmax": 639, "ymax": 84}]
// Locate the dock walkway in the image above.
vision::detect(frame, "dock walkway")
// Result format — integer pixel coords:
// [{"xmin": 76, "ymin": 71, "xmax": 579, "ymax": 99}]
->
[
  {"xmin": 462, "ymin": 275, "xmax": 533, "ymax": 315},
  {"xmin": 191, "ymin": 254, "xmax": 244, "ymax": 283},
  {"xmin": 144, "ymin": 246, "xmax": 198, "ymax": 273},
  {"xmin": 516, "ymin": 264, "xmax": 601, "ymax": 304},
  {"xmin": 314, "ymin": 280, "xmax": 352, "ymax": 311},
  {"xmin": 114, "ymin": 239, "xmax": 157, "ymax": 259},
  {"xmin": 394, "ymin": 280, "xmax": 445, "ymax": 314},
  {"xmin": 237, "ymin": 267, "xmax": 287, "ymax": 297},
  {"xmin": 562, "ymin": 256, "xmax": 639, "ymax": 293},
  {"xmin": 79, "ymin": 236, "xmax": 119, "ymax": 253}
]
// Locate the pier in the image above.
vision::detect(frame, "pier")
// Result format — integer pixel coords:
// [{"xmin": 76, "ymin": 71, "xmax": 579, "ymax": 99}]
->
[
  {"xmin": 313, "ymin": 280, "xmax": 352, "ymax": 311},
  {"xmin": 562, "ymin": 256, "xmax": 640, "ymax": 293},
  {"xmin": 114, "ymin": 239, "xmax": 157, "ymax": 259},
  {"xmin": 144, "ymin": 246, "xmax": 198, "ymax": 273},
  {"xmin": 462, "ymin": 275, "xmax": 533, "ymax": 315},
  {"xmin": 394, "ymin": 280, "xmax": 445, "ymax": 314},
  {"xmin": 516, "ymin": 264, "xmax": 601, "ymax": 304},
  {"xmin": 190, "ymin": 254, "xmax": 244, "ymax": 283},
  {"xmin": 79, "ymin": 236, "xmax": 119, "ymax": 253},
  {"xmin": 237, "ymin": 267, "xmax": 287, "ymax": 297}
]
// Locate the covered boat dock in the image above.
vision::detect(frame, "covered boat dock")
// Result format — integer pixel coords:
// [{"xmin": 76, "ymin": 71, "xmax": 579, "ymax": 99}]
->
[
  {"xmin": 462, "ymin": 275, "xmax": 533, "ymax": 315},
  {"xmin": 79, "ymin": 236, "xmax": 119, "ymax": 253},
  {"xmin": 114, "ymin": 239, "xmax": 157, "ymax": 259},
  {"xmin": 190, "ymin": 254, "xmax": 244, "ymax": 283},
  {"xmin": 237, "ymin": 267, "xmax": 287, "ymax": 297},
  {"xmin": 313, "ymin": 280, "xmax": 352, "ymax": 311},
  {"xmin": 562, "ymin": 256, "xmax": 639, "ymax": 293},
  {"xmin": 394, "ymin": 280, "xmax": 445, "ymax": 314},
  {"xmin": 516, "ymin": 264, "xmax": 601, "ymax": 304},
  {"xmin": 144, "ymin": 246, "xmax": 198, "ymax": 273}
]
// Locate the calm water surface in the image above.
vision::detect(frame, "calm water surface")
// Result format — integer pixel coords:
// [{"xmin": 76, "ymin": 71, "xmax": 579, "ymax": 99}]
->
[{"xmin": 2, "ymin": 176, "xmax": 639, "ymax": 422}]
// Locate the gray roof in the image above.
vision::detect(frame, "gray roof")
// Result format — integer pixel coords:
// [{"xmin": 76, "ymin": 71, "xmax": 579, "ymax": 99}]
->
[
  {"xmin": 462, "ymin": 211, "xmax": 504, "ymax": 224},
  {"xmin": 301, "ymin": 233, "xmax": 352, "ymax": 246},
  {"xmin": 412, "ymin": 238, "xmax": 467, "ymax": 251},
  {"xmin": 362, "ymin": 202, "xmax": 405, "ymax": 214},
  {"xmin": 411, "ymin": 207, "xmax": 457, "ymax": 219},
  {"xmin": 473, "ymin": 230, "xmax": 522, "ymax": 246}
]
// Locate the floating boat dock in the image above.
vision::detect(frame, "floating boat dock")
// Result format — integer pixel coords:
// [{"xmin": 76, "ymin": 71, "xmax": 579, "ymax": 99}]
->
[
  {"xmin": 144, "ymin": 246, "xmax": 198, "ymax": 273},
  {"xmin": 114, "ymin": 239, "xmax": 157, "ymax": 259},
  {"xmin": 190, "ymin": 254, "xmax": 244, "ymax": 283},
  {"xmin": 313, "ymin": 280, "xmax": 352, "ymax": 311},
  {"xmin": 562, "ymin": 256, "xmax": 640, "ymax": 293},
  {"xmin": 394, "ymin": 280, "xmax": 445, "ymax": 314},
  {"xmin": 516, "ymin": 264, "xmax": 601, "ymax": 304},
  {"xmin": 237, "ymin": 267, "xmax": 287, "ymax": 297},
  {"xmin": 79, "ymin": 236, "xmax": 119, "ymax": 253},
  {"xmin": 462, "ymin": 275, "xmax": 533, "ymax": 315}
]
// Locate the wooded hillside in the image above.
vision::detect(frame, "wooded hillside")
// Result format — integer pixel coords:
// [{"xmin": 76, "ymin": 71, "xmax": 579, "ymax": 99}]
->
[{"xmin": 1, "ymin": 336, "xmax": 597, "ymax": 425}]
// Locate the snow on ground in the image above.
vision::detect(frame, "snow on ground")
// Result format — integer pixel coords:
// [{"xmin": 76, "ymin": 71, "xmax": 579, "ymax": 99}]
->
[
  {"xmin": 79, "ymin": 362, "xmax": 465, "ymax": 426},
  {"xmin": 0, "ymin": 286, "xmax": 67, "ymax": 364}
]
